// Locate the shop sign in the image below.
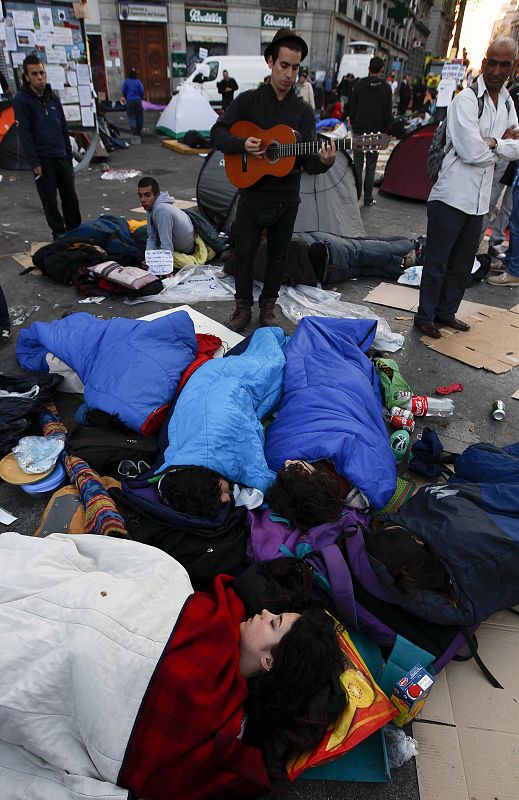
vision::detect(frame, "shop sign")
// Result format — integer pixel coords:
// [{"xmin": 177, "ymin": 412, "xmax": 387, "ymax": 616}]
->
[
  {"xmin": 185, "ymin": 7, "xmax": 227, "ymax": 25},
  {"xmin": 172, "ymin": 52, "xmax": 187, "ymax": 77},
  {"xmin": 119, "ymin": 3, "xmax": 167, "ymax": 23},
  {"xmin": 262, "ymin": 12, "xmax": 296, "ymax": 29}
]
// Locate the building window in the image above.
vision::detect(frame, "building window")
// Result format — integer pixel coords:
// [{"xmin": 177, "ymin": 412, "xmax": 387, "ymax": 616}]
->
[
  {"xmin": 373, "ymin": 19, "xmax": 378, "ymax": 31},
  {"xmin": 366, "ymin": 13, "xmax": 372, "ymax": 27},
  {"xmin": 338, "ymin": 0, "xmax": 348, "ymax": 13},
  {"xmin": 261, "ymin": 0, "xmax": 297, "ymax": 9},
  {"xmin": 354, "ymin": 7, "xmax": 362, "ymax": 22}
]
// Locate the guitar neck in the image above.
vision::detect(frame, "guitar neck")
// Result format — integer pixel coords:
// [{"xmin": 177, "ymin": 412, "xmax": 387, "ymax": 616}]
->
[{"xmin": 278, "ymin": 138, "xmax": 351, "ymax": 157}]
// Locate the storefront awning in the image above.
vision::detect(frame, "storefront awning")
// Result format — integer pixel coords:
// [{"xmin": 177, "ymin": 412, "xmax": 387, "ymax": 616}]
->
[{"xmin": 186, "ymin": 24, "xmax": 228, "ymax": 44}]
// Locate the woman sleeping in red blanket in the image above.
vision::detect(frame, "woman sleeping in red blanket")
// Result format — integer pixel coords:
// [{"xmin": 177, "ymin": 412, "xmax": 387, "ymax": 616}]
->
[{"xmin": 0, "ymin": 532, "xmax": 343, "ymax": 800}]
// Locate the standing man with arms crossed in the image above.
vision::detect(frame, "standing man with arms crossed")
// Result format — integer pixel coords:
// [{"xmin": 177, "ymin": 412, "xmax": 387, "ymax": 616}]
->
[
  {"xmin": 211, "ymin": 28, "xmax": 335, "ymax": 332},
  {"xmin": 414, "ymin": 37, "xmax": 519, "ymax": 338},
  {"xmin": 13, "ymin": 55, "xmax": 81, "ymax": 239},
  {"xmin": 348, "ymin": 56, "xmax": 392, "ymax": 207}
]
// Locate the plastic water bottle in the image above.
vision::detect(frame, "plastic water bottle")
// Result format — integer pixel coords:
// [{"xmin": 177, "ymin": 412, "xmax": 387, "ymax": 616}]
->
[{"xmin": 411, "ymin": 395, "xmax": 454, "ymax": 417}]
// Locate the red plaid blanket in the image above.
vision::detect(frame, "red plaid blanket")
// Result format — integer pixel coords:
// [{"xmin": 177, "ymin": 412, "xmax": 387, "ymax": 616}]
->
[{"xmin": 119, "ymin": 575, "xmax": 270, "ymax": 799}]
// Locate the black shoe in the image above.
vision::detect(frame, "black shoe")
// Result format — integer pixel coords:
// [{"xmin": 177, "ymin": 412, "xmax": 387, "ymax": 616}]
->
[
  {"xmin": 435, "ymin": 317, "xmax": 470, "ymax": 332},
  {"xmin": 364, "ymin": 198, "xmax": 377, "ymax": 207},
  {"xmin": 414, "ymin": 320, "xmax": 441, "ymax": 339}
]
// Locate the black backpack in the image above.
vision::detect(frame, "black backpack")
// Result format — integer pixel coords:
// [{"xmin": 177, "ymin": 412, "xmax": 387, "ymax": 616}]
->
[
  {"xmin": 66, "ymin": 424, "xmax": 159, "ymax": 478},
  {"xmin": 426, "ymin": 85, "xmax": 508, "ymax": 182}
]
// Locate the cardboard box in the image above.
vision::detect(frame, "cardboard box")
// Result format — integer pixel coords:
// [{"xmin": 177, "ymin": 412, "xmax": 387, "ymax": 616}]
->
[{"xmin": 390, "ymin": 663, "xmax": 435, "ymax": 727}]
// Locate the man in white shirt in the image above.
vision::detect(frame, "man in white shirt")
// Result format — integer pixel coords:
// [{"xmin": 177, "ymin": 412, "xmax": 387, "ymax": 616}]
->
[{"xmin": 415, "ymin": 38, "xmax": 519, "ymax": 338}]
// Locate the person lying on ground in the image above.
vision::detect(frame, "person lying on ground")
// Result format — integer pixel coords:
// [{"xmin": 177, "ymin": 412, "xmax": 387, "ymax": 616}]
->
[
  {"xmin": 157, "ymin": 464, "xmax": 232, "ymax": 515},
  {"xmin": 0, "ymin": 532, "xmax": 344, "ymax": 800},
  {"xmin": 265, "ymin": 459, "xmax": 368, "ymax": 532},
  {"xmin": 138, "ymin": 175, "xmax": 195, "ymax": 277}
]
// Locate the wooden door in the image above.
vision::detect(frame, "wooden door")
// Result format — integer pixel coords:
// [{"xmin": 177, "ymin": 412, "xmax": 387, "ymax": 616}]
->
[{"xmin": 120, "ymin": 23, "xmax": 170, "ymax": 104}]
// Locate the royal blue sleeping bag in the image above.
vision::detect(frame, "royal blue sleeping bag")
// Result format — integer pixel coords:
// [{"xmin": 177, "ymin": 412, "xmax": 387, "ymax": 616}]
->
[
  {"xmin": 264, "ymin": 316, "xmax": 396, "ymax": 509},
  {"xmin": 16, "ymin": 311, "xmax": 198, "ymax": 434}
]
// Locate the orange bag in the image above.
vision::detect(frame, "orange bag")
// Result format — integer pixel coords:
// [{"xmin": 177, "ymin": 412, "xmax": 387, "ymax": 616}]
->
[{"xmin": 286, "ymin": 615, "xmax": 397, "ymax": 780}]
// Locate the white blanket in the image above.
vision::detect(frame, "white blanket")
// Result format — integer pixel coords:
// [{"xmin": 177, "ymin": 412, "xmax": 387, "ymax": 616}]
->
[{"xmin": 0, "ymin": 533, "xmax": 193, "ymax": 799}]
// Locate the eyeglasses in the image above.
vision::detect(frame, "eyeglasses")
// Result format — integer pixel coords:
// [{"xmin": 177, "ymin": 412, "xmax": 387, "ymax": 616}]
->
[
  {"xmin": 486, "ymin": 59, "xmax": 513, "ymax": 68},
  {"xmin": 117, "ymin": 460, "xmax": 150, "ymax": 478}
]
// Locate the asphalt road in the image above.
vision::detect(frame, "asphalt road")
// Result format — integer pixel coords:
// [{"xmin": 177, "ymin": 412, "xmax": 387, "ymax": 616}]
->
[{"xmin": 1, "ymin": 110, "xmax": 518, "ymax": 800}]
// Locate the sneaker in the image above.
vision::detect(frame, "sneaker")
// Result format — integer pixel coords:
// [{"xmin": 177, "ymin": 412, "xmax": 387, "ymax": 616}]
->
[
  {"xmin": 488, "ymin": 244, "xmax": 507, "ymax": 260},
  {"xmin": 489, "ymin": 261, "xmax": 506, "ymax": 273},
  {"xmin": 486, "ymin": 271, "xmax": 519, "ymax": 286}
]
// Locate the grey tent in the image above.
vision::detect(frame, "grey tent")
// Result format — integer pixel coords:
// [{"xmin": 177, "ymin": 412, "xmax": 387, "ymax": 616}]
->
[{"xmin": 196, "ymin": 149, "xmax": 364, "ymax": 237}]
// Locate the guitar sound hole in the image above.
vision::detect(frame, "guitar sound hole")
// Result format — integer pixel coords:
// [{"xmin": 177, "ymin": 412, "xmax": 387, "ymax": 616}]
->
[{"xmin": 265, "ymin": 142, "xmax": 280, "ymax": 163}]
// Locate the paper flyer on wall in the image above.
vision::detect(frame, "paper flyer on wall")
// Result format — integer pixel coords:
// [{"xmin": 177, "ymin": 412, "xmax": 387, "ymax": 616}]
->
[
  {"xmin": 12, "ymin": 9, "xmax": 35, "ymax": 29},
  {"xmin": 59, "ymin": 86, "xmax": 79, "ymax": 103},
  {"xmin": 37, "ymin": 6, "xmax": 54, "ymax": 31},
  {"xmin": 63, "ymin": 104, "xmax": 81, "ymax": 122}
]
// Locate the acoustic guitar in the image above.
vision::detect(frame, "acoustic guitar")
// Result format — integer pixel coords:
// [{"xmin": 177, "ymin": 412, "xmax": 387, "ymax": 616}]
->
[{"xmin": 224, "ymin": 122, "xmax": 390, "ymax": 189}]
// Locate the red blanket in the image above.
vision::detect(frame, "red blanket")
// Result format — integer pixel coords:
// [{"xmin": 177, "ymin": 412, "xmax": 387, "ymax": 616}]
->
[{"xmin": 119, "ymin": 575, "xmax": 270, "ymax": 800}]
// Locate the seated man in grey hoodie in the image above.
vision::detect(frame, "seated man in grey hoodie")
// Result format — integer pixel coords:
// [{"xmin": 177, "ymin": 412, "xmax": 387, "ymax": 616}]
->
[{"xmin": 137, "ymin": 176, "xmax": 195, "ymax": 276}]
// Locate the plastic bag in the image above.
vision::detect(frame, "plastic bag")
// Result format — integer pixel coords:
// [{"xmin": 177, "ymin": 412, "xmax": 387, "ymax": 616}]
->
[
  {"xmin": 125, "ymin": 265, "xmax": 235, "ymax": 305},
  {"xmin": 12, "ymin": 436, "xmax": 65, "ymax": 474},
  {"xmin": 397, "ymin": 265, "xmax": 422, "ymax": 286},
  {"xmin": 383, "ymin": 725, "xmax": 419, "ymax": 769},
  {"xmin": 277, "ymin": 285, "xmax": 404, "ymax": 352}
]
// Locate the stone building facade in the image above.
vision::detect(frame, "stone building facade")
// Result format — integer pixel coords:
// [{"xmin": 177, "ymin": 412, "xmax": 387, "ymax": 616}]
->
[{"xmin": 85, "ymin": 0, "xmax": 434, "ymax": 103}]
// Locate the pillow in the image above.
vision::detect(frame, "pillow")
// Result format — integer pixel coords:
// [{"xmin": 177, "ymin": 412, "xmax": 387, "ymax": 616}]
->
[{"xmin": 286, "ymin": 614, "xmax": 397, "ymax": 779}]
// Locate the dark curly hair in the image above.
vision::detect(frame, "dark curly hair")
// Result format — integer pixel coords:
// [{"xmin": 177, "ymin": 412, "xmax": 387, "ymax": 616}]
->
[
  {"xmin": 244, "ymin": 608, "xmax": 344, "ymax": 749},
  {"xmin": 265, "ymin": 464, "xmax": 343, "ymax": 532},
  {"xmin": 158, "ymin": 466, "xmax": 227, "ymax": 517}
]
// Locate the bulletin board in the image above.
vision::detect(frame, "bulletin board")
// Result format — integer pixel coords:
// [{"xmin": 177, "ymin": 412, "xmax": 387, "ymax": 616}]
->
[{"xmin": 0, "ymin": 0, "xmax": 96, "ymax": 128}]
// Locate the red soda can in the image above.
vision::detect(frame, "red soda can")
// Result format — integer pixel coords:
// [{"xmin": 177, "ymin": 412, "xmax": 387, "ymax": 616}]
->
[
  {"xmin": 390, "ymin": 413, "xmax": 415, "ymax": 432},
  {"xmin": 411, "ymin": 395, "xmax": 429, "ymax": 416}
]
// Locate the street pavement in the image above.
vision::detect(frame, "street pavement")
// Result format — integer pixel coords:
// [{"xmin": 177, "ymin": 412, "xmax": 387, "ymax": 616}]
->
[{"xmin": 0, "ymin": 110, "xmax": 518, "ymax": 799}]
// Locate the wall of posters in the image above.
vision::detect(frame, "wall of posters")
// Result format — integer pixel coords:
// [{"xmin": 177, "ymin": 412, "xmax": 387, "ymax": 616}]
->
[{"xmin": 0, "ymin": 0, "xmax": 96, "ymax": 128}]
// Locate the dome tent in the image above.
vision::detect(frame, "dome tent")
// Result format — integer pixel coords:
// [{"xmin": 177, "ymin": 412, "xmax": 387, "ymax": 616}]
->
[
  {"xmin": 156, "ymin": 84, "xmax": 218, "ymax": 140},
  {"xmin": 197, "ymin": 149, "xmax": 365, "ymax": 237}
]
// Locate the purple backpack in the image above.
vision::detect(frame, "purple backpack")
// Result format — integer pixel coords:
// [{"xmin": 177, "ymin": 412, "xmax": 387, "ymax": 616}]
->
[{"xmin": 248, "ymin": 508, "xmax": 501, "ymax": 687}]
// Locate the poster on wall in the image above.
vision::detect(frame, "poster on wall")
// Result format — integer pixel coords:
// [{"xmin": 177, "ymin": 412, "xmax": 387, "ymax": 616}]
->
[{"xmin": 0, "ymin": 0, "xmax": 96, "ymax": 128}]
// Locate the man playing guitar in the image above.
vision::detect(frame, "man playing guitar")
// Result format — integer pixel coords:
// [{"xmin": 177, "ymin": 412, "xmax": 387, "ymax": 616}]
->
[{"xmin": 211, "ymin": 28, "xmax": 336, "ymax": 332}]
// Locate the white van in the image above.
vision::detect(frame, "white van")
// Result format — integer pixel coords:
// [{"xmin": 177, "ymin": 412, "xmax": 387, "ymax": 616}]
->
[
  {"xmin": 337, "ymin": 41, "xmax": 377, "ymax": 83},
  {"xmin": 183, "ymin": 56, "xmax": 269, "ymax": 106}
]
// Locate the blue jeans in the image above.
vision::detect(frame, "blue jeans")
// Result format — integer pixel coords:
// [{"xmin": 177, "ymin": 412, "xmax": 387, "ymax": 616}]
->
[{"xmin": 504, "ymin": 183, "xmax": 519, "ymax": 276}]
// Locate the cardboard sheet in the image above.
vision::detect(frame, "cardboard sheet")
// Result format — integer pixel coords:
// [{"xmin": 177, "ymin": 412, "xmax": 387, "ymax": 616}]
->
[
  {"xmin": 364, "ymin": 283, "xmax": 519, "ymax": 374},
  {"xmin": 413, "ymin": 611, "xmax": 519, "ymax": 800},
  {"xmin": 161, "ymin": 139, "xmax": 211, "ymax": 155},
  {"xmin": 11, "ymin": 242, "xmax": 51, "ymax": 271},
  {"xmin": 363, "ymin": 283, "xmax": 498, "ymax": 318}
]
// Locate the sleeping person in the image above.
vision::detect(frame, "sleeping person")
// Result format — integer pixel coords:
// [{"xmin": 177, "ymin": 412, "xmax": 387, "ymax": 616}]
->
[{"xmin": 0, "ymin": 531, "xmax": 344, "ymax": 800}]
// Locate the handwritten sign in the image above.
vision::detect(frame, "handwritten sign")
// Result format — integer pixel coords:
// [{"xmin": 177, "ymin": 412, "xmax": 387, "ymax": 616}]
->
[{"xmin": 145, "ymin": 249, "xmax": 174, "ymax": 275}]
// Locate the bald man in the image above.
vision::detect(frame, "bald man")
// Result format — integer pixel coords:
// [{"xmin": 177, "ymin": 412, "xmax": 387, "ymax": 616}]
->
[{"xmin": 415, "ymin": 37, "xmax": 519, "ymax": 336}]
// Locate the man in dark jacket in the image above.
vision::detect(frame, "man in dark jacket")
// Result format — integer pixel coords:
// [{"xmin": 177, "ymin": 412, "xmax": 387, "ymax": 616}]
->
[
  {"xmin": 211, "ymin": 28, "xmax": 335, "ymax": 332},
  {"xmin": 217, "ymin": 70, "xmax": 238, "ymax": 110},
  {"xmin": 348, "ymin": 56, "xmax": 392, "ymax": 207},
  {"xmin": 13, "ymin": 54, "xmax": 81, "ymax": 238}
]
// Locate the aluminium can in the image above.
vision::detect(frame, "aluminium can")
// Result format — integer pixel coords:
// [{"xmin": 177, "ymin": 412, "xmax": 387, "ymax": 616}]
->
[{"xmin": 491, "ymin": 400, "xmax": 506, "ymax": 421}]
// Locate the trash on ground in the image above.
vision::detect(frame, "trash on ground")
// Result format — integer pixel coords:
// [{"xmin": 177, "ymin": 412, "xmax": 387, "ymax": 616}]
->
[
  {"xmin": 8, "ymin": 305, "xmax": 40, "ymax": 325},
  {"xmin": 100, "ymin": 169, "xmax": 142, "ymax": 181}
]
